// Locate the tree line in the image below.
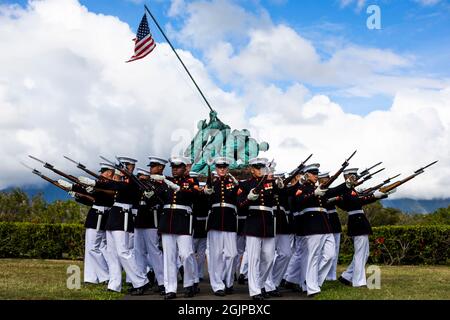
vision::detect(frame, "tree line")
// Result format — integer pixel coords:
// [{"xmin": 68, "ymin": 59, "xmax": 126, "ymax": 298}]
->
[{"xmin": 0, "ymin": 188, "xmax": 448, "ymax": 226}]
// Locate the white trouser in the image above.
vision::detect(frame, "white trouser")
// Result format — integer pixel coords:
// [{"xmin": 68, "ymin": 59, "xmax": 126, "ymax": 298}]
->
[
  {"xmin": 285, "ymin": 235, "xmax": 304, "ymax": 285},
  {"xmin": 207, "ymin": 230, "xmax": 237, "ymax": 292},
  {"xmin": 233, "ymin": 235, "xmax": 246, "ymax": 277},
  {"xmin": 125, "ymin": 232, "xmax": 135, "ymax": 284},
  {"xmin": 303, "ymin": 234, "xmax": 328, "ymax": 295},
  {"xmin": 318, "ymin": 233, "xmax": 336, "ymax": 287},
  {"xmin": 246, "ymin": 236, "xmax": 276, "ymax": 297},
  {"xmin": 266, "ymin": 234, "xmax": 294, "ymax": 290},
  {"xmin": 193, "ymin": 238, "xmax": 207, "ymax": 281},
  {"xmin": 162, "ymin": 234, "xmax": 195, "ymax": 293},
  {"xmin": 341, "ymin": 235, "xmax": 369, "ymax": 287},
  {"xmin": 134, "ymin": 228, "xmax": 164, "ymax": 285},
  {"xmin": 326, "ymin": 233, "xmax": 341, "ymax": 281},
  {"xmin": 240, "ymin": 251, "xmax": 248, "ymax": 277},
  {"xmin": 106, "ymin": 231, "xmax": 148, "ymax": 292},
  {"xmin": 84, "ymin": 228, "xmax": 109, "ymax": 284}
]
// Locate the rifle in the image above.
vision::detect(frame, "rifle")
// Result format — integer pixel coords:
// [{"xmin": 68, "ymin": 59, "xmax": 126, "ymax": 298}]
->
[
  {"xmin": 206, "ymin": 160, "xmax": 213, "ymax": 189},
  {"xmin": 20, "ymin": 162, "xmax": 95, "ymax": 203},
  {"xmin": 360, "ymin": 173, "xmax": 401, "ymax": 195},
  {"xmin": 63, "ymin": 155, "xmax": 101, "ymax": 179},
  {"xmin": 379, "ymin": 161, "xmax": 438, "ymax": 193},
  {"xmin": 30, "ymin": 155, "xmax": 114, "ymax": 195},
  {"xmin": 283, "ymin": 153, "xmax": 313, "ymax": 185},
  {"xmin": 320, "ymin": 150, "xmax": 357, "ymax": 189},
  {"xmin": 356, "ymin": 162, "xmax": 382, "ymax": 179},
  {"xmin": 354, "ymin": 167, "xmax": 385, "ymax": 187},
  {"xmin": 29, "ymin": 155, "xmax": 80, "ymax": 184},
  {"xmin": 253, "ymin": 159, "xmax": 275, "ymax": 194}
]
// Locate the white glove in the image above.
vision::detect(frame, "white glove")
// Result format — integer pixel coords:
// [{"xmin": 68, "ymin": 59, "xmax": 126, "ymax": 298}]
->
[
  {"xmin": 144, "ymin": 191, "xmax": 154, "ymax": 199},
  {"xmin": 327, "ymin": 196, "xmax": 339, "ymax": 203},
  {"xmin": 150, "ymin": 174, "xmax": 165, "ymax": 181},
  {"xmin": 58, "ymin": 179, "xmax": 73, "ymax": 190},
  {"xmin": 386, "ymin": 188, "xmax": 397, "ymax": 195},
  {"xmin": 204, "ymin": 186, "xmax": 214, "ymax": 195},
  {"xmin": 228, "ymin": 173, "xmax": 239, "ymax": 186},
  {"xmin": 314, "ymin": 187, "xmax": 327, "ymax": 197},
  {"xmin": 78, "ymin": 176, "xmax": 96, "ymax": 186},
  {"xmin": 164, "ymin": 178, "xmax": 180, "ymax": 192},
  {"xmin": 247, "ymin": 189, "xmax": 259, "ymax": 201},
  {"xmin": 68, "ymin": 191, "xmax": 76, "ymax": 198},
  {"xmin": 275, "ymin": 177, "xmax": 284, "ymax": 189},
  {"xmin": 85, "ymin": 186, "xmax": 94, "ymax": 193},
  {"xmin": 373, "ymin": 190, "xmax": 387, "ymax": 199}
]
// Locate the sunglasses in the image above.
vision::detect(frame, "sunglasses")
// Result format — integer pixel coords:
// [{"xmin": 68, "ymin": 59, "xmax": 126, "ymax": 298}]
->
[{"xmin": 216, "ymin": 165, "xmax": 228, "ymax": 169}]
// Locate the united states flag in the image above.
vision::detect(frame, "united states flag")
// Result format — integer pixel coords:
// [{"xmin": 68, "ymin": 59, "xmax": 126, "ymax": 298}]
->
[{"xmin": 126, "ymin": 14, "xmax": 156, "ymax": 63}]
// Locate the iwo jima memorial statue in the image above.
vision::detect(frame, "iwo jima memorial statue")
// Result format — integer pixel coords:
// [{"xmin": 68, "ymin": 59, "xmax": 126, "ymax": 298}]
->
[{"xmin": 185, "ymin": 110, "xmax": 270, "ymax": 178}]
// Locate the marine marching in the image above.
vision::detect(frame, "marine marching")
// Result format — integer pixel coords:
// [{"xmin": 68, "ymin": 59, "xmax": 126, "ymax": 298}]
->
[{"xmin": 23, "ymin": 153, "xmax": 437, "ymax": 300}]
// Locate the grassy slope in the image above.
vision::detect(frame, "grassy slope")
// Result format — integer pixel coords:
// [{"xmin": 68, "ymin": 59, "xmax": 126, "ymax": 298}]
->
[
  {"xmin": 0, "ymin": 259, "xmax": 122, "ymax": 300},
  {"xmin": 0, "ymin": 259, "xmax": 449, "ymax": 300}
]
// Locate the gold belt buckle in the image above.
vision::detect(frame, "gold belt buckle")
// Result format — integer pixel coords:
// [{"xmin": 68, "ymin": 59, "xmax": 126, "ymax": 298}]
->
[
  {"xmin": 170, "ymin": 204, "xmax": 176, "ymax": 209},
  {"xmin": 220, "ymin": 202, "xmax": 226, "ymax": 207}
]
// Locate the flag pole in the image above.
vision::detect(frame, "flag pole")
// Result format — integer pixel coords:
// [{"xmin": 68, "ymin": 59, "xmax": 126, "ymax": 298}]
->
[{"xmin": 144, "ymin": 4, "xmax": 214, "ymax": 113}]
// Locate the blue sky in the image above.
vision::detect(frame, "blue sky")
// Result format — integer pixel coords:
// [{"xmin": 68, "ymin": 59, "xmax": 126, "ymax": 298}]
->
[
  {"xmin": 1, "ymin": 0, "xmax": 449, "ymax": 198},
  {"xmin": 3, "ymin": 0, "xmax": 449, "ymax": 115}
]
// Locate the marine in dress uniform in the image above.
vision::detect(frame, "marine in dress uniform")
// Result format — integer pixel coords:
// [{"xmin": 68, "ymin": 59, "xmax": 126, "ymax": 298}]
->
[
  {"xmin": 60, "ymin": 163, "xmax": 114, "ymax": 285},
  {"xmin": 318, "ymin": 172, "xmax": 343, "ymax": 281},
  {"xmin": 185, "ymin": 169, "xmax": 205, "ymax": 294},
  {"xmin": 158, "ymin": 156, "xmax": 199, "ymax": 300},
  {"xmin": 79, "ymin": 157, "xmax": 151, "ymax": 294},
  {"xmin": 133, "ymin": 157, "xmax": 168, "ymax": 295},
  {"xmin": 265, "ymin": 171, "xmax": 293, "ymax": 295},
  {"xmin": 331, "ymin": 168, "xmax": 395, "ymax": 287},
  {"xmin": 289, "ymin": 164, "xmax": 335, "ymax": 296},
  {"xmin": 283, "ymin": 172, "xmax": 306, "ymax": 292},
  {"xmin": 203, "ymin": 157, "xmax": 239, "ymax": 296},
  {"xmin": 237, "ymin": 158, "xmax": 278, "ymax": 300}
]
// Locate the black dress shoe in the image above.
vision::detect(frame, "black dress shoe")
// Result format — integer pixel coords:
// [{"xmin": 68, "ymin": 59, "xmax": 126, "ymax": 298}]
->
[
  {"xmin": 164, "ymin": 292, "xmax": 177, "ymax": 300},
  {"xmin": 284, "ymin": 281, "xmax": 301, "ymax": 292},
  {"xmin": 158, "ymin": 285, "xmax": 166, "ymax": 295},
  {"xmin": 214, "ymin": 290, "xmax": 226, "ymax": 297},
  {"xmin": 279, "ymin": 279, "xmax": 286, "ymax": 288},
  {"xmin": 238, "ymin": 274, "xmax": 246, "ymax": 285},
  {"xmin": 130, "ymin": 282, "xmax": 152, "ymax": 296},
  {"xmin": 178, "ymin": 266, "xmax": 184, "ymax": 283},
  {"xmin": 225, "ymin": 286, "xmax": 234, "ymax": 294},
  {"xmin": 184, "ymin": 286, "xmax": 195, "ymax": 298},
  {"xmin": 261, "ymin": 288, "xmax": 270, "ymax": 299},
  {"xmin": 268, "ymin": 289, "xmax": 282, "ymax": 297},
  {"xmin": 194, "ymin": 282, "xmax": 200, "ymax": 294},
  {"xmin": 338, "ymin": 276, "xmax": 352, "ymax": 286},
  {"xmin": 252, "ymin": 294, "xmax": 264, "ymax": 300},
  {"xmin": 147, "ymin": 270, "xmax": 155, "ymax": 287}
]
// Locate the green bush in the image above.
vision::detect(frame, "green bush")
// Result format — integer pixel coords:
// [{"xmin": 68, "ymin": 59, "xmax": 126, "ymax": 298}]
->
[
  {"xmin": 1, "ymin": 222, "xmax": 449, "ymax": 265},
  {"xmin": 339, "ymin": 225, "xmax": 450, "ymax": 265},
  {"xmin": 0, "ymin": 222, "xmax": 84, "ymax": 260}
]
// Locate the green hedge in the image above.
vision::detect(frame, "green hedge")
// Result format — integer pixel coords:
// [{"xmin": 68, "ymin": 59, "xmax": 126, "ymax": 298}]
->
[
  {"xmin": 1, "ymin": 222, "xmax": 449, "ymax": 265},
  {"xmin": 0, "ymin": 222, "xmax": 84, "ymax": 260},
  {"xmin": 339, "ymin": 225, "xmax": 450, "ymax": 265}
]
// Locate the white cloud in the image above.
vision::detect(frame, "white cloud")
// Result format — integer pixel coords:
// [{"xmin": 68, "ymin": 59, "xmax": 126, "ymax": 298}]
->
[
  {"xmin": 170, "ymin": 1, "xmax": 449, "ymax": 98},
  {"xmin": 249, "ymin": 87, "xmax": 450, "ymax": 199},
  {"xmin": 0, "ymin": 0, "xmax": 448, "ymax": 200},
  {"xmin": 339, "ymin": 0, "xmax": 367, "ymax": 11},
  {"xmin": 414, "ymin": 0, "xmax": 441, "ymax": 6},
  {"xmin": 0, "ymin": 0, "xmax": 246, "ymax": 188}
]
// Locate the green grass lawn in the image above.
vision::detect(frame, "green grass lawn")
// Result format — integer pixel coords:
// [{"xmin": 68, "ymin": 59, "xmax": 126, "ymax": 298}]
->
[
  {"xmin": 318, "ymin": 265, "xmax": 450, "ymax": 300},
  {"xmin": 0, "ymin": 259, "xmax": 122, "ymax": 300},
  {"xmin": 0, "ymin": 259, "xmax": 449, "ymax": 300}
]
